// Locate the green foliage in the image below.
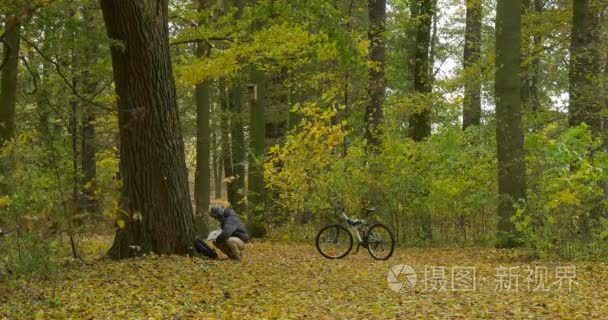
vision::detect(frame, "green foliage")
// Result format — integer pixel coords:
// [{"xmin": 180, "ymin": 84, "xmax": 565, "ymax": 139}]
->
[{"xmin": 522, "ymin": 124, "xmax": 608, "ymax": 259}]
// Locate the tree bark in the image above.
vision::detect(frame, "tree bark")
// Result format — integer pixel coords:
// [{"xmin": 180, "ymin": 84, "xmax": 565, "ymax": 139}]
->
[
  {"xmin": 462, "ymin": 0, "xmax": 482, "ymax": 129},
  {"xmin": 364, "ymin": 0, "xmax": 386, "ymax": 150},
  {"xmin": 408, "ymin": 0, "xmax": 434, "ymax": 141},
  {"xmin": 194, "ymin": 41, "xmax": 211, "ymax": 235},
  {"xmin": 100, "ymin": 0, "xmax": 196, "ymax": 259},
  {"xmin": 211, "ymin": 120, "xmax": 222, "ymax": 199},
  {"xmin": 569, "ymin": 0, "xmax": 601, "ymax": 132},
  {"xmin": 81, "ymin": 6, "xmax": 99, "ymax": 215},
  {"xmin": 495, "ymin": 0, "xmax": 526, "ymax": 247},
  {"xmin": 228, "ymin": 84, "xmax": 246, "ymax": 214},
  {"xmin": 0, "ymin": 22, "xmax": 20, "ymax": 147}
]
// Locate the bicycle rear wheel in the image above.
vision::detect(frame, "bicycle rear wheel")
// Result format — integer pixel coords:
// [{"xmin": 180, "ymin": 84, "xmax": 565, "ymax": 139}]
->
[
  {"xmin": 316, "ymin": 224, "xmax": 353, "ymax": 259},
  {"xmin": 367, "ymin": 223, "xmax": 395, "ymax": 261}
]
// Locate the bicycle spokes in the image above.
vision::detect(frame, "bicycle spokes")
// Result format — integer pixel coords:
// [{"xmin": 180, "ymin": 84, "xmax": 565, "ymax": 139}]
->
[
  {"xmin": 316, "ymin": 224, "xmax": 353, "ymax": 259},
  {"xmin": 367, "ymin": 224, "xmax": 395, "ymax": 261}
]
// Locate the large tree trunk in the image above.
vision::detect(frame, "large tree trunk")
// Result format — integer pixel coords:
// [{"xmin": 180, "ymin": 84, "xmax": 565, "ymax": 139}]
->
[
  {"xmin": 462, "ymin": 0, "xmax": 482, "ymax": 129},
  {"xmin": 408, "ymin": 0, "xmax": 434, "ymax": 141},
  {"xmin": 194, "ymin": 41, "xmax": 211, "ymax": 235},
  {"xmin": 248, "ymin": 67, "xmax": 266, "ymax": 237},
  {"xmin": 364, "ymin": 0, "xmax": 386, "ymax": 149},
  {"xmin": 0, "ymin": 21, "xmax": 20, "ymax": 196},
  {"xmin": 100, "ymin": 0, "xmax": 196, "ymax": 259},
  {"xmin": 569, "ymin": 0, "xmax": 601, "ymax": 132},
  {"xmin": 0, "ymin": 22, "xmax": 20, "ymax": 147},
  {"xmin": 495, "ymin": 0, "xmax": 526, "ymax": 247}
]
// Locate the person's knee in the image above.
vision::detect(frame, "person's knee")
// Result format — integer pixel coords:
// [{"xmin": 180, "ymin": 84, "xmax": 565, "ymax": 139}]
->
[{"xmin": 225, "ymin": 237, "xmax": 244, "ymax": 260}]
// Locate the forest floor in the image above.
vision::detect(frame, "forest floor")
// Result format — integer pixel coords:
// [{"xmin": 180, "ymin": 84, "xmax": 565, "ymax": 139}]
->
[{"xmin": 1, "ymin": 236, "xmax": 608, "ymax": 319}]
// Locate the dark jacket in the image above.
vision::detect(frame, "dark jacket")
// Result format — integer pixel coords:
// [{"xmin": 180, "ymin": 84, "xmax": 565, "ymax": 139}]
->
[{"xmin": 212, "ymin": 208, "xmax": 249, "ymax": 243}]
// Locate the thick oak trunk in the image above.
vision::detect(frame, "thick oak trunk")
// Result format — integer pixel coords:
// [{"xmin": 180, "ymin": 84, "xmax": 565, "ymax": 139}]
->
[
  {"xmin": 100, "ymin": 0, "xmax": 196, "ymax": 258},
  {"xmin": 495, "ymin": 0, "xmax": 526, "ymax": 247}
]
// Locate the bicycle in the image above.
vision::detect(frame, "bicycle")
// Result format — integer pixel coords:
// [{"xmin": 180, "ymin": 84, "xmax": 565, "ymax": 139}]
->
[{"xmin": 315, "ymin": 207, "xmax": 395, "ymax": 261}]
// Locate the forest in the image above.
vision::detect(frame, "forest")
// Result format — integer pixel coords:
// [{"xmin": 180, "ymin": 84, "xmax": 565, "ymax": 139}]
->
[{"xmin": 2, "ymin": 0, "xmax": 608, "ymax": 318}]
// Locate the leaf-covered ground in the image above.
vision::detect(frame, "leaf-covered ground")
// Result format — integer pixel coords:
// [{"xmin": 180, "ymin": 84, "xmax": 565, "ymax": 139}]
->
[{"xmin": 2, "ymin": 237, "xmax": 608, "ymax": 319}]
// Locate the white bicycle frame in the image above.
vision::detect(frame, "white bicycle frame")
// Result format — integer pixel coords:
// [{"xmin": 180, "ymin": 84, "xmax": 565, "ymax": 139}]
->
[{"xmin": 340, "ymin": 212, "xmax": 366, "ymax": 243}]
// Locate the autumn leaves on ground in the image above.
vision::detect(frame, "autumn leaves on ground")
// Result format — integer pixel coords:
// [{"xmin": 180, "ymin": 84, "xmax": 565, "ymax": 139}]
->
[{"xmin": 1, "ymin": 237, "xmax": 606, "ymax": 319}]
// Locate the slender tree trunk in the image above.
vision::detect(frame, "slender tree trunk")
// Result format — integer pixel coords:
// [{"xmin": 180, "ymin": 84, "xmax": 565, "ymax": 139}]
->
[
  {"xmin": 529, "ymin": 0, "xmax": 543, "ymax": 112},
  {"xmin": 220, "ymin": 81, "xmax": 234, "ymax": 203},
  {"xmin": 364, "ymin": 0, "xmax": 386, "ymax": 150},
  {"xmin": 194, "ymin": 41, "xmax": 211, "ymax": 235},
  {"xmin": 80, "ymin": 7, "xmax": 99, "ymax": 215},
  {"xmin": 462, "ymin": 0, "xmax": 482, "ymax": 129},
  {"xmin": 248, "ymin": 67, "xmax": 266, "ymax": 237},
  {"xmin": 409, "ymin": 0, "xmax": 434, "ymax": 141},
  {"xmin": 211, "ymin": 121, "xmax": 222, "ymax": 199},
  {"xmin": 521, "ymin": 0, "xmax": 532, "ymax": 109},
  {"xmin": 495, "ymin": 0, "xmax": 526, "ymax": 247},
  {"xmin": 100, "ymin": 0, "xmax": 196, "ymax": 259},
  {"xmin": 229, "ymin": 84, "xmax": 246, "ymax": 214},
  {"xmin": 81, "ymin": 107, "xmax": 97, "ymax": 213},
  {"xmin": 569, "ymin": 0, "xmax": 601, "ymax": 132}
]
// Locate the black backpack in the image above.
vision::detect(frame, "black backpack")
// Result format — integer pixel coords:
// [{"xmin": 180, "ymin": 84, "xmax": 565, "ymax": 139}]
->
[{"xmin": 194, "ymin": 238, "xmax": 218, "ymax": 259}]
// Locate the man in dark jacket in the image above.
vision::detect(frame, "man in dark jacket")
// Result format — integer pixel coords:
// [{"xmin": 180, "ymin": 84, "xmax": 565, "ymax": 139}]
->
[{"xmin": 209, "ymin": 206, "xmax": 249, "ymax": 260}]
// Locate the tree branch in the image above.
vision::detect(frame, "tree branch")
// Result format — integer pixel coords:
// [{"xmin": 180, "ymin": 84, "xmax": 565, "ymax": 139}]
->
[
  {"xmin": 20, "ymin": 36, "xmax": 118, "ymax": 114},
  {"xmin": 20, "ymin": 56, "xmax": 38, "ymax": 95}
]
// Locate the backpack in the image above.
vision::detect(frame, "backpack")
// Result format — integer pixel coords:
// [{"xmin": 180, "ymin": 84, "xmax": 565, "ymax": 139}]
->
[{"xmin": 194, "ymin": 238, "xmax": 218, "ymax": 259}]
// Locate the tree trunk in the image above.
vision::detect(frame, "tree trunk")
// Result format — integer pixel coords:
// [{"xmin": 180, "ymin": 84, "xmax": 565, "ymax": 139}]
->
[
  {"xmin": 229, "ymin": 84, "xmax": 246, "ymax": 214},
  {"xmin": 0, "ymin": 21, "xmax": 20, "ymax": 195},
  {"xmin": 248, "ymin": 67, "xmax": 266, "ymax": 237},
  {"xmin": 81, "ymin": 7, "xmax": 99, "ymax": 215},
  {"xmin": 194, "ymin": 41, "xmax": 211, "ymax": 235},
  {"xmin": 408, "ymin": 0, "xmax": 434, "ymax": 141},
  {"xmin": 364, "ymin": 0, "xmax": 386, "ymax": 150},
  {"xmin": 569, "ymin": 0, "xmax": 601, "ymax": 132},
  {"xmin": 220, "ymin": 81, "xmax": 235, "ymax": 205},
  {"xmin": 81, "ymin": 106, "xmax": 97, "ymax": 214},
  {"xmin": 495, "ymin": 0, "xmax": 526, "ymax": 247},
  {"xmin": 211, "ymin": 120, "xmax": 222, "ymax": 199},
  {"xmin": 462, "ymin": 0, "xmax": 482, "ymax": 129},
  {"xmin": 0, "ymin": 22, "xmax": 19, "ymax": 147},
  {"xmin": 100, "ymin": 0, "xmax": 196, "ymax": 259},
  {"xmin": 529, "ymin": 0, "xmax": 543, "ymax": 112}
]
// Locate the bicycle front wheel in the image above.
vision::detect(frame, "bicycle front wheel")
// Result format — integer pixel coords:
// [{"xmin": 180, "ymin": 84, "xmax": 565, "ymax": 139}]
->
[
  {"xmin": 367, "ymin": 223, "xmax": 395, "ymax": 261},
  {"xmin": 316, "ymin": 224, "xmax": 353, "ymax": 259}
]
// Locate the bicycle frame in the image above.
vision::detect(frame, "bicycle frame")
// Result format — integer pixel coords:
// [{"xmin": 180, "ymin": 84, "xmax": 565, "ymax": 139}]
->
[{"xmin": 340, "ymin": 212, "xmax": 366, "ymax": 243}]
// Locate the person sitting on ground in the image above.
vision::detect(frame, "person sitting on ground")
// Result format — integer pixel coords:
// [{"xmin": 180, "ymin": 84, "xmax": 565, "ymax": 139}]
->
[{"xmin": 209, "ymin": 206, "xmax": 249, "ymax": 260}]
